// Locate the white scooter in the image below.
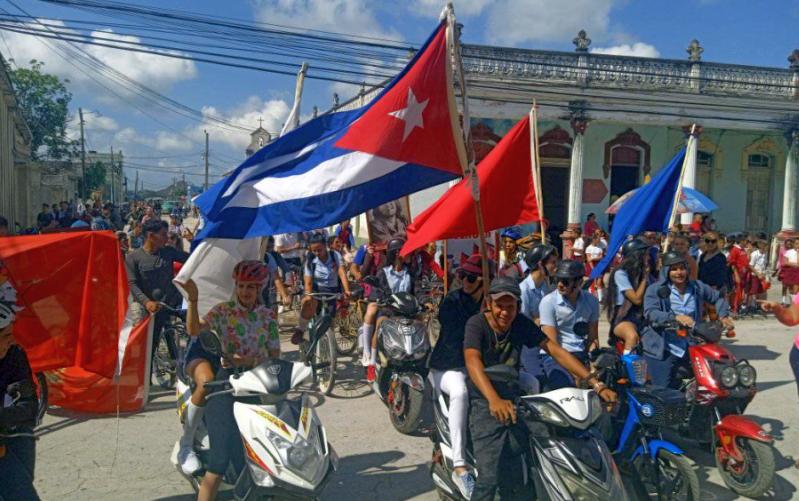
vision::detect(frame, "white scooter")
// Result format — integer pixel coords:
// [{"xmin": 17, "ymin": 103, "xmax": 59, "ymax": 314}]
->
[{"xmin": 171, "ymin": 331, "xmax": 338, "ymax": 500}]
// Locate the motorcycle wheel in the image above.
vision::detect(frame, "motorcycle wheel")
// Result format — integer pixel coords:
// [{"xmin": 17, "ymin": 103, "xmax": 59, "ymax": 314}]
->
[
  {"xmin": 643, "ymin": 450, "xmax": 700, "ymax": 501},
  {"xmin": 716, "ymin": 438, "xmax": 775, "ymax": 499},
  {"xmin": 153, "ymin": 333, "xmax": 176, "ymax": 389},
  {"xmin": 333, "ymin": 310, "xmax": 358, "ymax": 356},
  {"xmin": 34, "ymin": 372, "xmax": 48, "ymax": 425},
  {"xmin": 316, "ymin": 329, "xmax": 338, "ymax": 396},
  {"xmin": 389, "ymin": 382, "xmax": 424, "ymax": 435}
]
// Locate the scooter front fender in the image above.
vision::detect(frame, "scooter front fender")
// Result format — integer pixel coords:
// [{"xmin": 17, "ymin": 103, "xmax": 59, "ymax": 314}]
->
[
  {"xmin": 715, "ymin": 414, "xmax": 772, "ymax": 462},
  {"xmin": 398, "ymin": 372, "xmax": 425, "ymax": 392},
  {"xmin": 631, "ymin": 439, "xmax": 684, "ymax": 461}
]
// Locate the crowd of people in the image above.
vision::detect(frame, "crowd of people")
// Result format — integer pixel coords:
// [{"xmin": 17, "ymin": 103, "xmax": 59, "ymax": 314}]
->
[{"xmin": 4, "ymin": 198, "xmax": 799, "ymax": 500}]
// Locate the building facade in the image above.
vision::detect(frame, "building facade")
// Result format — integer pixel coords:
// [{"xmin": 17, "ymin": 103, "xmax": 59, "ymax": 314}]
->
[{"xmin": 0, "ymin": 54, "xmax": 33, "ymax": 228}]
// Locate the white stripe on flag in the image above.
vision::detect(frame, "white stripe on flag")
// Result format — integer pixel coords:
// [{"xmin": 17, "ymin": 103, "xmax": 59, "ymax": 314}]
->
[
  {"xmin": 173, "ymin": 237, "xmax": 262, "ymax": 318},
  {"xmin": 225, "ymin": 151, "xmax": 406, "ymax": 209}
]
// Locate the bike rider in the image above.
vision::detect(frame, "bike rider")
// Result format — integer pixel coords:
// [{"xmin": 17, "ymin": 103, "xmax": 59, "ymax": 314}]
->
[
  {"xmin": 537, "ymin": 260, "xmax": 600, "ymax": 390},
  {"xmin": 427, "ymin": 254, "xmax": 493, "ymax": 499},
  {"xmin": 291, "ymin": 233, "xmax": 351, "ymax": 345},
  {"xmin": 642, "ymin": 251, "xmax": 734, "ymax": 388},
  {"xmin": 0, "ymin": 299, "xmax": 40, "ymax": 501},
  {"xmin": 361, "ymin": 238, "xmax": 416, "ymax": 382},
  {"xmin": 498, "ymin": 228, "xmax": 527, "ymax": 281},
  {"xmin": 125, "ymin": 219, "xmax": 189, "ymax": 364},
  {"xmin": 607, "ymin": 238, "xmax": 651, "ymax": 354},
  {"xmin": 176, "ymin": 261, "xmax": 280, "ymax": 501},
  {"xmin": 518, "ymin": 244, "xmax": 558, "ymax": 393},
  {"xmin": 464, "ymin": 277, "xmax": 617, "ymax": 500}
]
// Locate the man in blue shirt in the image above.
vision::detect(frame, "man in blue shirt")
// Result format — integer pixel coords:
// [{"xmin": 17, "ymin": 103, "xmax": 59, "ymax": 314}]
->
[
  {"xmin": 538, "ymin": 260, "xmax": 600, "ymax": 390},
  {"xmin": 642, "ymin": 251, "xmax": 734, "ymax": 387},
  {"xmin": 518, "ymin": 244, "xmax": 558, "ymax": 392}
]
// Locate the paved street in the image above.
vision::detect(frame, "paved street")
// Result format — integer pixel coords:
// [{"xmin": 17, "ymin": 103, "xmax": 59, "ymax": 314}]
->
[{"xmin": 34, "ymin": 310, "xmax": 799, "ymax": 501}]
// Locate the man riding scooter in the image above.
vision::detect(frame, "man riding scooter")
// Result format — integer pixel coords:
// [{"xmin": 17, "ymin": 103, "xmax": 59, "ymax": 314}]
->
[
  {"xmin": 641, "ymin": 251, "xmax": 734, "ymax": 387},
  {"xmin": 464, "ymin": 277, "xmax": 617, "ymax": 500}
]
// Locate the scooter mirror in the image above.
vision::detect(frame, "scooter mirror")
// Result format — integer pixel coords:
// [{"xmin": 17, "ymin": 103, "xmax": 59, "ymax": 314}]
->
[
  {"xmin": 573, "ymin": 321, "xmax": 590, "ymax": 337},
  {"xmin": 483, "ymin": 364, "xmax": 519, "ymax": 383},
  {"xmin": 152, "ymin": 289, "xmax": 164, "ymax": 301},
  {"xmin": 594, "ymin": 352, "xmax": 618, "ymax": 370},
  {"xmin": 199, "ymin": 329, "xmax": 223, "ymax": 356},
  {"xmin": 657, "ymin": 286, "xmax": 670, "ymax": 300}
]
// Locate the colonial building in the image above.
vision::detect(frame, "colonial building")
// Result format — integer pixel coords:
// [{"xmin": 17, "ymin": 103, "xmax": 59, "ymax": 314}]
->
[
  {"xmin": 0, "ymin": 54, "xmax": 33, "ymax": 227},
  {"xmin": 337, "ymin": 31, "xmax": 799, "ymax": 253},
  {"xmin": 246, "ymin": 124, "xmax": 271, "ymax": 157}
]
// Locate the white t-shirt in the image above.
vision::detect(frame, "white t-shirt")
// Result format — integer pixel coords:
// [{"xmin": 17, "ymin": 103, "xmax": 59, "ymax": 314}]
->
[
  {"xmin": 572, "ymin": 237, "xmax": 586, "ymax": 257},
  {"xmin": 274, "ymin": 233, "xmax": 302, "ymax": 259},
  {"xmin": 585, "ymin": 244, "xmax": 604, "ymax": 263},
  {"xmin": 749, "ymin": 249, "xmax": 768, "ymax": 275},
  {"xmin": 785, "ymin": 248, "xmax": 799, "ymax": 266}
]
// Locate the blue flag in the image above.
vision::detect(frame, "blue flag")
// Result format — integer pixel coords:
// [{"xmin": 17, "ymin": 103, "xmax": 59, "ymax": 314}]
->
[{"xmin": 589, "ymin": 148, "xmax": 686, "ymax": 279}]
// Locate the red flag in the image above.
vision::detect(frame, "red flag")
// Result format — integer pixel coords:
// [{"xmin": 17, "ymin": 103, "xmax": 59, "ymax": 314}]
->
[
  {"xmin": 335, "ymin": 22, "xmax": 465, "ymax": 176},
  {"xmin": 402, "ymin": 116, "xmax": 539, "ymax": 255},
  {"xmin": 0, "ymin": 231, "xmax": 127, "ymax": 377}
]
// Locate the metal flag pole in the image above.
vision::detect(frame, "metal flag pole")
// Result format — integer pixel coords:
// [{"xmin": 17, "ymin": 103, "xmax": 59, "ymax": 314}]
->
[
  {"xmin": 664, "ymin": 123, "xmax": 698, "ymax": 252},
  {"xmin": 446, "ymin": 3, "xmax": 491, "ymax": 294},
  {"xmin": 529, "ymin": 100, "xmax": 546, "ymax": 244}
]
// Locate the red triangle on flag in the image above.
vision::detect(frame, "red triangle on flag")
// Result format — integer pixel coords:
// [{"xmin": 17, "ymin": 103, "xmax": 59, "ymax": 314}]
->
[{"xmin": 335, "ymin": 23, "xmax": 465, "ymax": 176}]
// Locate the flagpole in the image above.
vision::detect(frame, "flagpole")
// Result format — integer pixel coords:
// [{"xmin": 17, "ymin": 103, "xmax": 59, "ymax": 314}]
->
[
  {"xmin": 280, "ymin": 62, "xmax": 308, "ymax": 136},
  {"xmin": 529, "ymin": 101, "xmax": 546, "ymax": 244},
  {"xmin": 446, "ymin": 4, "xmax": 491, "ymax": 293},
  {"xmin": 664, "ymin": 123, "xmax": 697, "ymax": 252},
  {"xmin": 443, "ymin": 239, "xmax": 450, "ymax": 294}
]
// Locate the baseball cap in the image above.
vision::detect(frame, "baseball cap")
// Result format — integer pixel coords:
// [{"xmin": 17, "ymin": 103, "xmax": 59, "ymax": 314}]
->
[{"xmin": 488, "ymin": 276, "xmax": 521, "ymax": 301}]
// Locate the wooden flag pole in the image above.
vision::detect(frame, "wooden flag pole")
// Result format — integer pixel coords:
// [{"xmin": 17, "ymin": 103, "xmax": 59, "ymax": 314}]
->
[
  {"xmin": 447, "ymin": 4, "xmax": 491, "ymax": 295},
  {"xmin": 664, "ymin": 123, "xmax": 697, "ymax": 252},
  {"xmin": 443, "ymin": 240, "xmax": 450, "ymax": 294},
  {"xmin": 530, "ymin": 101, "xmax": 546, "ymax": 244}
]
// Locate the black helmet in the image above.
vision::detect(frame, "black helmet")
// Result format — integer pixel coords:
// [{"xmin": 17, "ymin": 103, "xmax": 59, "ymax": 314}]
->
[
  {"xmin": 621, "ymin": 238, "xmax": 649, "ymax": 257},
  {"xmin": 488, "ymin": 276, "xmax": 522, "ymax": 301},
  {"xmin": 555, "ymin": 260, "xmax": 585, "ymax": 280},
  {"xmin": 661, "ymin": 250, "xmax": 687, "ymax": 268},
  {"xmin": 386, "ymin": 238, "xmax": 405, "ymax": 262},
  {"xmin": 388, "ymin": 291, "xmax": 420, "ymax": 317},
  {"xmin": 308, "ymin": 232, "xmax": 327, "ymax": 245},
  {"xmin": 524, "ymin": 244, "xmax": 558, "ymax": 270}
]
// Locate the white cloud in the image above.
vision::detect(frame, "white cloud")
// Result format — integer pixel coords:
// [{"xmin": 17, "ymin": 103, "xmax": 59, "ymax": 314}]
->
[
  {"xmin": 251, "ymin": 0, "xmax": 401, "ymax": 40},
  {"xmin": 483, "ymin": 0, "xmax": 616, "ymax": 46},
  {"xmin": 410, "ymin": 0, "xmax": 492, "ymax": 17},
  {"xmin": 3, "ymin": 20, "xmax": 197, "ymax": 93},
  {"xmin": 191, "ymin": 97, "xmax": 291, "ymax": 151},
  {"xmin": 154, "ymin": 131, "xmax": 194, "ymax": 152},
  {"xmin": 591, "ymin": 42, "xmax": 660, "ymax": 58}
]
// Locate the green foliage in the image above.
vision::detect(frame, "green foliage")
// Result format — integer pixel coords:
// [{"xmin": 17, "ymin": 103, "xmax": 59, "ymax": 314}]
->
[
  {"xmin": 9, "ymin": 59, "xmax": 75, "ymax": 160},
  {"xmin": 84, "ymin": 161, "xmax": 107, "ymax": 193}
]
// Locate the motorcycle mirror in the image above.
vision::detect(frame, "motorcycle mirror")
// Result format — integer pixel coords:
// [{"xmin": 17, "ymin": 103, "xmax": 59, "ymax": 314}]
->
[
  {"xmin": 483, "ymin": 364, "xmax": 519, "ymax": 384},
  {"xmin": 199, "ymin": 329, "xmax": 223, "ymax": 357},
  {"xmin": 152, "ymin": 289, "xmax": 164, "ymax": 301},
  {"xmin": 657, "ymin": 286, "xmax": 670, "ymax": 299},
  {"xmin": 573, "ymin": 321, "xmax": 590, "ymax": 337},
  {"xmin": 594, "ymin": 353, "xmax": 618, "ymax": 370}
]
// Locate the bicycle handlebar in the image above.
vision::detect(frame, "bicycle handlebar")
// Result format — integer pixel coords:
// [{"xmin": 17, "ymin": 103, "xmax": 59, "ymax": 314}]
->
[{"xmin": 305, "ymin": 292, "xmax": 344, "ymax": 301}]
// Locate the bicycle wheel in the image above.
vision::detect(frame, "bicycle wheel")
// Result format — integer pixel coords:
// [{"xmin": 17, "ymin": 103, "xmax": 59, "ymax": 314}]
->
[
  {"xmin": 152, "ymin": 330, "xmax": 176, "ymax": 389},
  {"xmin": 316, "ymin": 329, "xmax": 338, "ymax": 395},
  {"xmin": 34, "ymin": 372, "xmax": 48, "ymax": 425},
  {"xmin": 334, "ymin": 309, "xmax": 358, "ymax": 356}
]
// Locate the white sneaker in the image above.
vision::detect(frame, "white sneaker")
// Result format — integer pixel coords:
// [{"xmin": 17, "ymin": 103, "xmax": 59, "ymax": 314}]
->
[
  {"xmin": 451, "ymin": 470, "xmax": 475, "ymax": 500},
  {"xmin": 178, "ymin": 444, "xmax": 202, "ymax": 475}
]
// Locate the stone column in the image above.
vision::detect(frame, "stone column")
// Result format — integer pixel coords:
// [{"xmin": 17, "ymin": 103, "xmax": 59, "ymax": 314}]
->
[
  {"xmin": 680, "ymin": 125, "xmax": 702, "ymax": 226},
  {"xmin": 561, "ymin": 117, "xmax": 589, "ymax": 258},
  {"xmin": 780, "ymin": 130, "xmax": 798, "ymax": 235}
]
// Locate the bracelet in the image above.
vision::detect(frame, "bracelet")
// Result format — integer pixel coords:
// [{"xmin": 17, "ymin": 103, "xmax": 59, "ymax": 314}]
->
[{"xmin": 593, "ymin": 381, "xmax": 606, "ymax": 392}]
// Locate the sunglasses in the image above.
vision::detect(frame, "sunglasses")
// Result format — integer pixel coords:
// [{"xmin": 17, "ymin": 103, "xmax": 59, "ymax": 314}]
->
[
  {"xmin": 704, "ymin": 238, "xmax": 717, "ymax": 244},
  {"xmin": 459, "ymin": 272, "xmax": 480, "ymax": 283},
  {"xmin": 557, "ymin": 278, "xmax": 577, "ymax": 286}
]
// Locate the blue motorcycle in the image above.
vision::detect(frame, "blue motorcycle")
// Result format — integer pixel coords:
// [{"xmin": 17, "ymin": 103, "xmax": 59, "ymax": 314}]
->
[{"xmin": 591, "ymin": 349, "xmax": 700, "ymax": 500}]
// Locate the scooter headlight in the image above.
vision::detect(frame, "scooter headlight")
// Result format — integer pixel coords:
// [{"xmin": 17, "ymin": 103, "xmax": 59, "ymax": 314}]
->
[
  {"xmin": 737, "ymin": 363, "xmax": 756, "ymax": 387},
  {"xmin": 720, "ymin": 366, "xmax": 738, "ymax": 388},
  {"xmin": 528, "ymin": 400, "xmax": 569, "ymax": 427}
]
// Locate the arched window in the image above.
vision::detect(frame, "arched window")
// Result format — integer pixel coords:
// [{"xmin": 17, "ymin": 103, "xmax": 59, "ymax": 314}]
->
[
  {"xmin": 695, "ymin": 151, "xmax": 713, "ymax": 196},
  {"xmin": 603, "ymin": 129, "xmax": 651, "ymax": 202}
]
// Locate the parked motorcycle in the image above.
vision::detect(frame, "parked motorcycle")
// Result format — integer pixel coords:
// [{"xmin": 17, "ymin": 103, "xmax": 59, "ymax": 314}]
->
[
  {"xmin": 430, "ymin": 365, "xmax": 629, "ymax": 500},
  {"xmin": 654, "ymin": 319, "xmax": 775, "ymax": 498},
  {"xmin": 373, "ymin": 291, "xmax": 431, "ymax": 435},
  {"xmin": 591, "ymin": 348, "xmax": 700, "ymax": 500},
  {"xmin": 171, "ymin": 330, "xmax": 338, "ymax": 499}
]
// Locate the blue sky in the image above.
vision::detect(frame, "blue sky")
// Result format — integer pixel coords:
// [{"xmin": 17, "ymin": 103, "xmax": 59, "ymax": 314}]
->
[{"xmin": 3, "ymin": 0, "xmax": 797, "ymax": 191}]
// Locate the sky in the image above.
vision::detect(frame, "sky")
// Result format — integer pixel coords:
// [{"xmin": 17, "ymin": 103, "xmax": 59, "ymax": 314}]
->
[{"xmin": 2, "ymin": 0, "xmax": 797, "ymax": 192}]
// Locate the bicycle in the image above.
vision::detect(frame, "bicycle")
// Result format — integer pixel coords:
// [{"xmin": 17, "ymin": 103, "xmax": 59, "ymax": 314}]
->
[
  {"xmin": 332, "ymin": 283, "xmax": 366, "ymax": 356},
  {"xmin": 299, "ymin": 292, "xmax": 341, "ymax": 395},
  {"xmin": 151, "ymin": 301, "xmax": 188, "ymax": 389}
]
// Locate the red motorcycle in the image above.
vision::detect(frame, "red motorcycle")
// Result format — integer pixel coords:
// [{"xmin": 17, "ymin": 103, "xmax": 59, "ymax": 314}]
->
[{"xmin": 657, "ymin": 320, "xmax": 775, "ymax": 498}]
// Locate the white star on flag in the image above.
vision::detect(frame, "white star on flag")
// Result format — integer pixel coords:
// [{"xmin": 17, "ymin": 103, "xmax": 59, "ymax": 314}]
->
[{"xmin": 388, "ymin": 88, "xmax": 429, "ymax": 141}]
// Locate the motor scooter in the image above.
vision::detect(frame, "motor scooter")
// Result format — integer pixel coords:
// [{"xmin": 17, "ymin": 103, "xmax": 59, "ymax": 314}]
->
[{"xmin": 171, "ymin": 330, "xmax": 338, "ymax": 499}]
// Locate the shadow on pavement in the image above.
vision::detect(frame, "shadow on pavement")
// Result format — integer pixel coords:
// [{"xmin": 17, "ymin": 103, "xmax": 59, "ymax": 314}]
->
[
  {"xmin": 753, "ymin": 380, "xmax": 795, "ymax": 394},
  {"xmin": 725, "ymin": 343, "xmax": 782, "ymax": 361},
  {"xmin": 322, "ymin": 450, "xmax": 432, "ymax": 501}
]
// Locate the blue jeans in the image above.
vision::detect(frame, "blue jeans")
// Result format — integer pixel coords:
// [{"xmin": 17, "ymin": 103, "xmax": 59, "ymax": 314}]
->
[
  {"xmin": 790, "ymin": 345, "xmax": 799, "ymax": 401},
  {"xmin": 0, "ymin": 430, "xmax": 39, "ymax": 500}
]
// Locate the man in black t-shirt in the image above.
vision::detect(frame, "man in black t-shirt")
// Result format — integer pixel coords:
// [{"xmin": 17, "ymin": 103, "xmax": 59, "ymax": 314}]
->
[{"xmin": 463, "ymin": 277, "xmax": 617, "ymax": 501}]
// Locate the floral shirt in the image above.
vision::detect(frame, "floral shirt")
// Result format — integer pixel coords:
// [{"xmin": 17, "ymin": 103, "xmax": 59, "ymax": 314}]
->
[{"xmin": 203, "ymin": 300, "xmax": 280, "ymax": 362}]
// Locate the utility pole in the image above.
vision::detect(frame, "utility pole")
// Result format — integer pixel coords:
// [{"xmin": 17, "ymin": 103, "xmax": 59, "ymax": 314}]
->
[
  {"xmin": 134, "ymin": 170, "xmax": 139, "ymax": 200},
  {"xmin": 204, "ymin": 129, "xmax": 209, "ymax": 191},
  {"xmin": 79, "ymin": 107, "xmax": 87, "ymax": 199},
  {"xmin": 110, "ymin": 146, "xmax": 115, "ymax": 204}
]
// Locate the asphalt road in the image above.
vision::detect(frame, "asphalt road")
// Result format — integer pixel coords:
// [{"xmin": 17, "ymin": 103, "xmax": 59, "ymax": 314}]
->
[{"xmin": 33, "ymin": 308, "xmax": 799, "ymax": 501}]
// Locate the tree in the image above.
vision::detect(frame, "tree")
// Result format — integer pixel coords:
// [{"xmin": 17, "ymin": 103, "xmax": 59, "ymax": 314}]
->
[
  {"xmin": 84, "ymin": 161, "xmax": 107, "ymax": 193},
  {"xmin": 9, "ymin": 59, "xmax": 75, "ymax": 160}
]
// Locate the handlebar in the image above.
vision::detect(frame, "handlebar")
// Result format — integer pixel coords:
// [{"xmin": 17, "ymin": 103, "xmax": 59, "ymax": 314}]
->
[
  {"xmin": 305, "ymin": 292, "xmax": 344, "ymax": 301},
  {"xmin": 158, "ymin": 302, "xmax": 186, "ymax": 316}
]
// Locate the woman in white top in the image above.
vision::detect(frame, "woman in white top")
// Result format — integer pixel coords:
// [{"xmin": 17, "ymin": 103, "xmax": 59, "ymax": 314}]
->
[{"xmin": 585, "ymin": 233, "xmax": 606, "ymax": 302}]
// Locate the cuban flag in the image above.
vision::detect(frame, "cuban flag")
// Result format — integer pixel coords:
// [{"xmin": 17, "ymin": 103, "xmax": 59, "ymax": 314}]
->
[{"xmin": 194, "ymin": 20, "xmax": 467, "ymax": 241}]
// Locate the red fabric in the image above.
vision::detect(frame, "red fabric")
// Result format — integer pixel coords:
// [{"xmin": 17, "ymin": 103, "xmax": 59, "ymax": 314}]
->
[
  {"xmin": 47, "ymin": 316, "xmax": 151, "ymax": 413},
  {"xmin": 335, "ymin": 23, "xmax": 464, "ymax": 176},
  {"xmin": 727, "ymin": 245, "xmax": 749, "ymax": 272},
  {"xmin": 0, "ymin": 231, "xmax": 127, "ymax": 377},
  {"xmin": 583, "ymin": 220, "xmax": 599, "ymax": 236},
  {"xmin": 418, "ymin": 250, "xmax": 444, "ymax": 279},
  {"xmin": 401, "ymin": 116, "xmax": 539, "ymax": 255}
]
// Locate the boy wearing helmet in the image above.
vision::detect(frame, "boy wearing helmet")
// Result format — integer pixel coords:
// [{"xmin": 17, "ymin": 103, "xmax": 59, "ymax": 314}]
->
[
  {"xmin": 498, "ymin": 228, "xmax": 527, "ymax": 281},
  {"xmin": 178, "ymin": 261, "xmax": 280, "ymax": 500}
]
